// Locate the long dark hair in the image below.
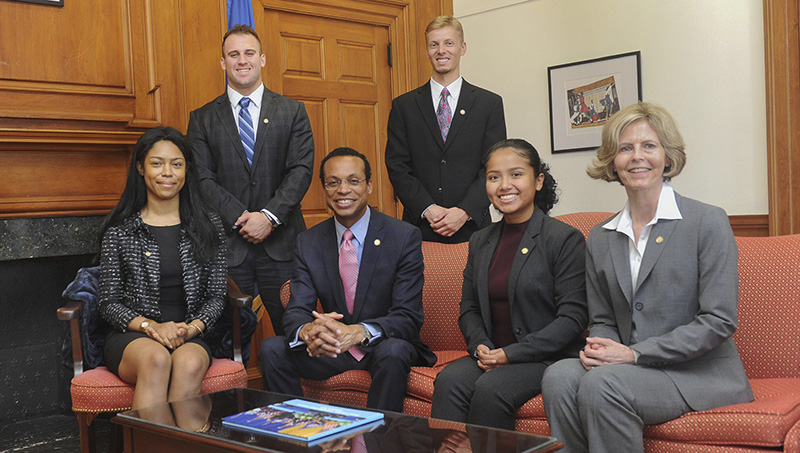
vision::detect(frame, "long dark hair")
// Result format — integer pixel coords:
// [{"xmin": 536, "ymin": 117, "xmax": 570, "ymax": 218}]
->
[
  {"xmin": 486, "ymin": 138, "xmax": 559, "ymax": 214},
  {"xmin": 98, "ymin": 127, "xmax": 221, "ymax": 263}
]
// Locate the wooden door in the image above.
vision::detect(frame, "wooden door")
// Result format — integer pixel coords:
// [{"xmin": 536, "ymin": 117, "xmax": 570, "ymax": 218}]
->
[{"xmin": 262, "ymin": 9, "xmax": 395, "ymax": 228}]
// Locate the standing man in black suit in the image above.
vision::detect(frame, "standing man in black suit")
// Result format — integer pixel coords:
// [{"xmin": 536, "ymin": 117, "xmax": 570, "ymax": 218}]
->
[
  {"xmin": 259, "ymin": 148, "xmax": 436, "ymax": 411},
  {"xmin": 187, "ymin": 25, "xmax": 314, "ymax": 335},
  {"xmin": 385, "ymin": 15, "xmax": 506, "ymax": 243}
]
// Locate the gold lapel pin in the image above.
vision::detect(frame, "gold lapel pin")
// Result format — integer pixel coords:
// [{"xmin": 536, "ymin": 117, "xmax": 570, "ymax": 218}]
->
[
  {"xmin": 521, "ymin": 247, "xmax": 529, "ymax": 255},
  {"xmin": 263, "ymin": 118, "xmax": 269, "ymax": 124},
  {"xmin": 145, "ymin": 251, "xmax": 151, "ymax": 257},
  {"xmin": 374, "ymin": 239, "xmax": 381, "ymax": 246},
  {"xmin": 656, "ymin": 236, "xmax": 664, "ymax": 244},
  {"xmin": 460, "ymin": 109, "xmax": 466, "ymax": 115}
]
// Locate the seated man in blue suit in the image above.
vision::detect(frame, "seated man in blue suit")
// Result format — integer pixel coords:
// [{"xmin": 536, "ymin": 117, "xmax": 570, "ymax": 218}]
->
[{"xmin": 259, "ymin": 147, "xmax": 436, "ymax": 412}]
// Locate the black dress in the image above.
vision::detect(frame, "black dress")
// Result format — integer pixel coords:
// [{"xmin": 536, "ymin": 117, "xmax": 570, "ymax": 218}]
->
[{"xmin": 103, "ymin": 224, "xmax": 213, "ymax": 374}]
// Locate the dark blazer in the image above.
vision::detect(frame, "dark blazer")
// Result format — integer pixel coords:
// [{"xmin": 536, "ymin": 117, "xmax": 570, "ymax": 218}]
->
[
  {"xmin": 385, "ymin": 79, "xmax": 506, "ymax": 243},
  {"xmin": 459, "ymin": 209, "xmax": 588, "ymax": 363},
  {"xmin": 187, "ymin": 88, "xmax": 315, "ymax": 266},
  {"xmin": 282, "ymin": 209, "xmax": 436, "ymax": 366},
  {"xmin": 586, "ymin": 193, "xmax": 754, "ymax": 411}
]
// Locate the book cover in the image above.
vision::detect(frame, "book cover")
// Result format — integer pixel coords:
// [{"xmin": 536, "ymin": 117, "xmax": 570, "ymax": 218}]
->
[{"xmin": 222, "ymin": 399, "xmax": 384, "ymax": 443}]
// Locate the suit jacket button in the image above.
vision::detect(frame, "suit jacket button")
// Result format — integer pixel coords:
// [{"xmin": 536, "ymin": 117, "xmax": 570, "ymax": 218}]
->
[
  {"xmin": 635, "ymin": 302, "xmax": 644, "ymax": 311},
  {"xmin": 515, "ymin": 328, "xmax": 522, "ymax": 335},
  {"xmin": 251, "ymin": 181, "xmax": 256, "ymax": 186},
  {"xmin": 438, "ymin": 187, "xmax": 442, "ymax": 193},
  {"xmin": 441, "ymin": 159, "xmax": 446, "ymax": 164}
]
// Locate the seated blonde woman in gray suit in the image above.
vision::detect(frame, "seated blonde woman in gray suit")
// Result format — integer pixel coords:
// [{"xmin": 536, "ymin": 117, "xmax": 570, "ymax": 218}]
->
[
  {"xmin": 430, "ymin": 139, "xmax": 588, "ymax": 430},
  {"xmin": 541, "ymin": 102, "xmax": 754, "ymax": 453}
]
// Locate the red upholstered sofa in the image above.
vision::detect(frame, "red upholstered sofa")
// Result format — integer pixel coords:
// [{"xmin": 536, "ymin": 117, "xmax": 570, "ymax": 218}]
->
[{"xmin": 281, "ymin": 212, "xmax": 800, "ymax": 452}]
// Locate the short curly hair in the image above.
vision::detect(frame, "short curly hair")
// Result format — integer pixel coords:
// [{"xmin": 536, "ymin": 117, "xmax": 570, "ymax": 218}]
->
[{"xmin": 587, "ymin": 102, "xmax": 686, "ymax": 184}]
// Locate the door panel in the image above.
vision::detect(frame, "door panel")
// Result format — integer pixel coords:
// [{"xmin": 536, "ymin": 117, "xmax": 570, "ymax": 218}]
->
[{"xmin": 262, "ymin": 9, "xmax": 393, "ymax": 228}]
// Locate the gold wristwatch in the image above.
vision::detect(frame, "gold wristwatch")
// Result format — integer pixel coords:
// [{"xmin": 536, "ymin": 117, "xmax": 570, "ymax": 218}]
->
[{"xmin": 139, "ymin": 319, "xmax": 152, "ymax": 332}]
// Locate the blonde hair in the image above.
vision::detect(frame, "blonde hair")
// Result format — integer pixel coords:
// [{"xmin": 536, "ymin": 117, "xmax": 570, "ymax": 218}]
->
[
  {"xmin": 587, "ymin": 102, "xmax": 686, "ymax": 183},
  {"xmin": 425, "ymin": 16, "xmax": 464, "ymax": 42}
]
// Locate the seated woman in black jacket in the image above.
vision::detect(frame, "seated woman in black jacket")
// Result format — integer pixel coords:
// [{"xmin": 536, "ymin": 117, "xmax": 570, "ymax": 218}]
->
[
  {"xmin": 430, "ymin": 139, "xmax": 588, "ymax": 430},
  {"xmin": 98, "ymin": 127, "xmax": 226, "ymax": 409}
]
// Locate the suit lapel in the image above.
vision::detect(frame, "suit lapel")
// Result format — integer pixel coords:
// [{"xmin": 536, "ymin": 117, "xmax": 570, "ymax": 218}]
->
[
  {"xmin": 476, "ymin": 225, "xmax": 500, "ymax": 334},
  {"xmin": 414, "ymin": 82, "xmax": 446, "ymax": 150},
  {"xmin": 635, "ymin": 218, "xmax": 678, "ymax": 293},
  {"xmin": 321, "ymin": 220, "xmax": 347, "ymax": 315},
  {"xmin": 443, "ymin": 80, "xmax": 476, "ymax": 153},
  {"xmin": 353, "ymin": 211, "xmax": 383, "ymax": 320},
  {"xmin": 508, "ymin": 211, "xmax": 542, "ymax": 307},
  {"xmin": 213, "ymin": 95, "xmax": 251, "ymax": 171},
  {"xmin": 252, "ymin": 89, "xmax": 277, "ymax": 169},
  {"xmin": 607, "ymin": 229, "xmax": 634, "ymax": 305}
]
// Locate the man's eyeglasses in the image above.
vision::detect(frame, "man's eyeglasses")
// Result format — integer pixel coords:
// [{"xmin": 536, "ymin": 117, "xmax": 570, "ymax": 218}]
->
[{"xmin": 322, "ymin": 178, "xmax": 367, "ymax": 191}]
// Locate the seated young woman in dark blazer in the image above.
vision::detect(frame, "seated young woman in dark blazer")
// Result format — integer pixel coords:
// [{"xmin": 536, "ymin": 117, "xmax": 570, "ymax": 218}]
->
[
  {"xmin": 430, "ymin": 139, "xmax": 588, "ymax": 430},
  {"xmin": 98, "ymin": 127, "xmax": 226, "ymax": 410}
]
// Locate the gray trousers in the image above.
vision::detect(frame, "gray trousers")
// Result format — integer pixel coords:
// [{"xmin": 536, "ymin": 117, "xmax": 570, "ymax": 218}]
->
[
  {"xmin": 541, "ymin": 359, "xmax": 691, "ymax": 453},
  {"xmin": 431, "ymin": 355, "xmax": 548, "ymax": 430}
]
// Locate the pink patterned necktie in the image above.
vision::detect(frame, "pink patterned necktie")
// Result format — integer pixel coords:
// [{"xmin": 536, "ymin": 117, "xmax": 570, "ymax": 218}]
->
[
  {"xmin": 339, "ymin": 229, "xmax": 365, "ymax": 361},
  {"xmin": 436, "ymin": 87, "xmax": 452, "ymax": 142}
]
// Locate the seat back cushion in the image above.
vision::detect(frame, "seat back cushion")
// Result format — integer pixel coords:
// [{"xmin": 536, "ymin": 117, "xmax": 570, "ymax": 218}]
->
[
  {"xmin": 420, "ymin": 241, "xmax": 468, "ymax": 351},
  {"xmin": 554, "ymin": 212, "xmax": 615, "ymax": 240},
  {"xmin": 734, "ymin": 234, "xmax": 800, "ymax": 379}
]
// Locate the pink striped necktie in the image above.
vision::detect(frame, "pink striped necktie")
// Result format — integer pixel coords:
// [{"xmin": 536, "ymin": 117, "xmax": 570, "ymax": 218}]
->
[{"xmin": 339, "ymin": 229, "xmax": 365, "ymax": 361}]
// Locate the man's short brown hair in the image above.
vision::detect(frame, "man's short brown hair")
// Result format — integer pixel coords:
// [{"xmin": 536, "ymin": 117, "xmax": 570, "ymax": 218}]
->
[{"xmin": 222, "ymin": 24, "xmax": 262, "ymax": 55}]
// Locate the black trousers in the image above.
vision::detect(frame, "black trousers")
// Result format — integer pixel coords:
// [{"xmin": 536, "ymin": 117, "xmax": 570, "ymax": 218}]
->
[
  {"xmin": 431, "ymin": 355, "xmax": 548, "ymax": 430},
  {"xmin": 259, "ymin": 335, "xmax": 418, "ymax": 412}
]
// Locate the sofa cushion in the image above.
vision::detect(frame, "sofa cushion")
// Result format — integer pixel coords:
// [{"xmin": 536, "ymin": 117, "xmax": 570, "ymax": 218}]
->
[{"xmin": 643, "ymin": 378, "xmax": 800, "ymax": 448}]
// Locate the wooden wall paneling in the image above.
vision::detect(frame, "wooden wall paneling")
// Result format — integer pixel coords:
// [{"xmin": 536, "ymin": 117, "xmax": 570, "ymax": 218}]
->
[
  {"xmin": 179, "ymin": 0, "xmax": 229, "ymax": 126},
  {"xmin": 763, "ymin": 0, "xmax": 800, "ymax": 235},
  {"xmin": 730, "ymin": 214, "xmax": 770, "ymax": 237}
]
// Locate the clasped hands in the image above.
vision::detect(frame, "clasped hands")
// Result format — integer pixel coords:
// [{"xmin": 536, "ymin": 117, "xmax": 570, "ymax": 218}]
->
[
  {"xmin": 424, "ymin": 205, "xmax": 468, "ymax": 238},
  {"xmin": 143, "ymin": 320, "xmax": 204, "ymax": 350},
  {"xmin": 299, "ymin": 311, "xmax": 364, "ymax": 358},
  {"xmin": 579, "ymin": 337, "xmax": 636, "ymax": 370},
  {"xmin": 475, "ymin": 344, "xmax": 509, "ymax": 371},
  {"xmin": 235, "ymin": 210, "xmax": 274, "ymax": 244}
]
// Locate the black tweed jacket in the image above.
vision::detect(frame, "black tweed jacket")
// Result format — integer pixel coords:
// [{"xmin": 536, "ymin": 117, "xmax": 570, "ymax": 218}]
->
[{"xmin": 98, "ymin": 212, "xmax": 227, "ymax": 332}]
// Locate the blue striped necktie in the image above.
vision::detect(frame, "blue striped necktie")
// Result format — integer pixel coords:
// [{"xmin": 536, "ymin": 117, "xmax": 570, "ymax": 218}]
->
[{"xmin": 238, "ymin": 97, "xmax": 255, "ymax": 167}]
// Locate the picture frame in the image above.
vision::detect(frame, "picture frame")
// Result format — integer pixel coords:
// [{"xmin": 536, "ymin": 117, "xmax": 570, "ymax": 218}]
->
[
  {"xmin": 548, "ymin": 51, "xmax": 641, "ymax": 153},
  {"xmin": 11, "ymin": 0, "xmax": 63, "ymax": 6}
]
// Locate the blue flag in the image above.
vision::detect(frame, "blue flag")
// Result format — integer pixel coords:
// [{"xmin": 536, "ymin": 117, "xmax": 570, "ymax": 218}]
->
[{"xmin": 227, "ymin": 0, "xmax": 254, "ymax": 29}]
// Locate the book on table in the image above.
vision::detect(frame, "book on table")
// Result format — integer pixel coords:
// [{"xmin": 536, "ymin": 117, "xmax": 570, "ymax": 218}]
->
[{"xmin": 222, "ymin": 398, "xmax": 384, "ymax": 443}]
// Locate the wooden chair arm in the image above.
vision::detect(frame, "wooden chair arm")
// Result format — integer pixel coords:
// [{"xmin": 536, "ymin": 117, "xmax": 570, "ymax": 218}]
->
[
  {"xmin": 226, "ymin": 276, "xmax": 252, "ymax": 364},
  {"xmin": 226, "ymin": 275, "xmax": 252, "ymax": 309},
  {"xmin": 57, "ymin": 300, "xmax": 84, "ymax": 378}
]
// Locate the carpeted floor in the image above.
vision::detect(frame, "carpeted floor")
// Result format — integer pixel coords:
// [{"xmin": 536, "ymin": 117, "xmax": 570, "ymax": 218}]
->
[{"xmin": 0, "ymin": 414, "xmax": 110, "ymax": 453}]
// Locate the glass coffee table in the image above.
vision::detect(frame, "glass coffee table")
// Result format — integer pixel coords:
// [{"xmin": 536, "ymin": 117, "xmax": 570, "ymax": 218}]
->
[{"xmin": 113, "ymin": 388, "xmax": 561, "ymax": 452}]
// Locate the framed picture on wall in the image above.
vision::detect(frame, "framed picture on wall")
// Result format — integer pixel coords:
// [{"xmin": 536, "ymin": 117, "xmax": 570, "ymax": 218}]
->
[{"xmin": 548, "ymin": 51, "xmax": 641, "ymax": 153}]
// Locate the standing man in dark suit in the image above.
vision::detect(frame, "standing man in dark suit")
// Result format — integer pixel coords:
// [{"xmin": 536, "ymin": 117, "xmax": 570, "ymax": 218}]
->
[
  {"xmin": 259, "ymin": 148, "xmax": 436, "ymax": 411},
  {"xmin": 187, "ymin": 25, "xmax": 314, "ymax": 335},
  {"xmin": 385, "ymin": 15, "xmax": 506, "ymax": 243}
]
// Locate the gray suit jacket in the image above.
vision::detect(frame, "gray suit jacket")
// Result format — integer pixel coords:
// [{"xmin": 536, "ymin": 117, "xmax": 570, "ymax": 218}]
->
[
  {"xmin": 459, "ymin": 209, "xmax": 588, "ymax": 363},
  {"xmin": 586, "ymin": 193, "xmax": 753, "ymax": 411},
  {"xmin": 187, "ymin": 88, "xmax": 314, "ymax": 266}
]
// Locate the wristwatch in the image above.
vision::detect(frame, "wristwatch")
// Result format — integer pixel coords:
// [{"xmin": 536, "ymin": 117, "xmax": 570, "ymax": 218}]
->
[
  {"xmin": 360, "ymin": 324, "xmax": 373, "ymax": 347},
  {"xmin": 139, "ymin": 319, "xmax": 152, "ymax": 332}
]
